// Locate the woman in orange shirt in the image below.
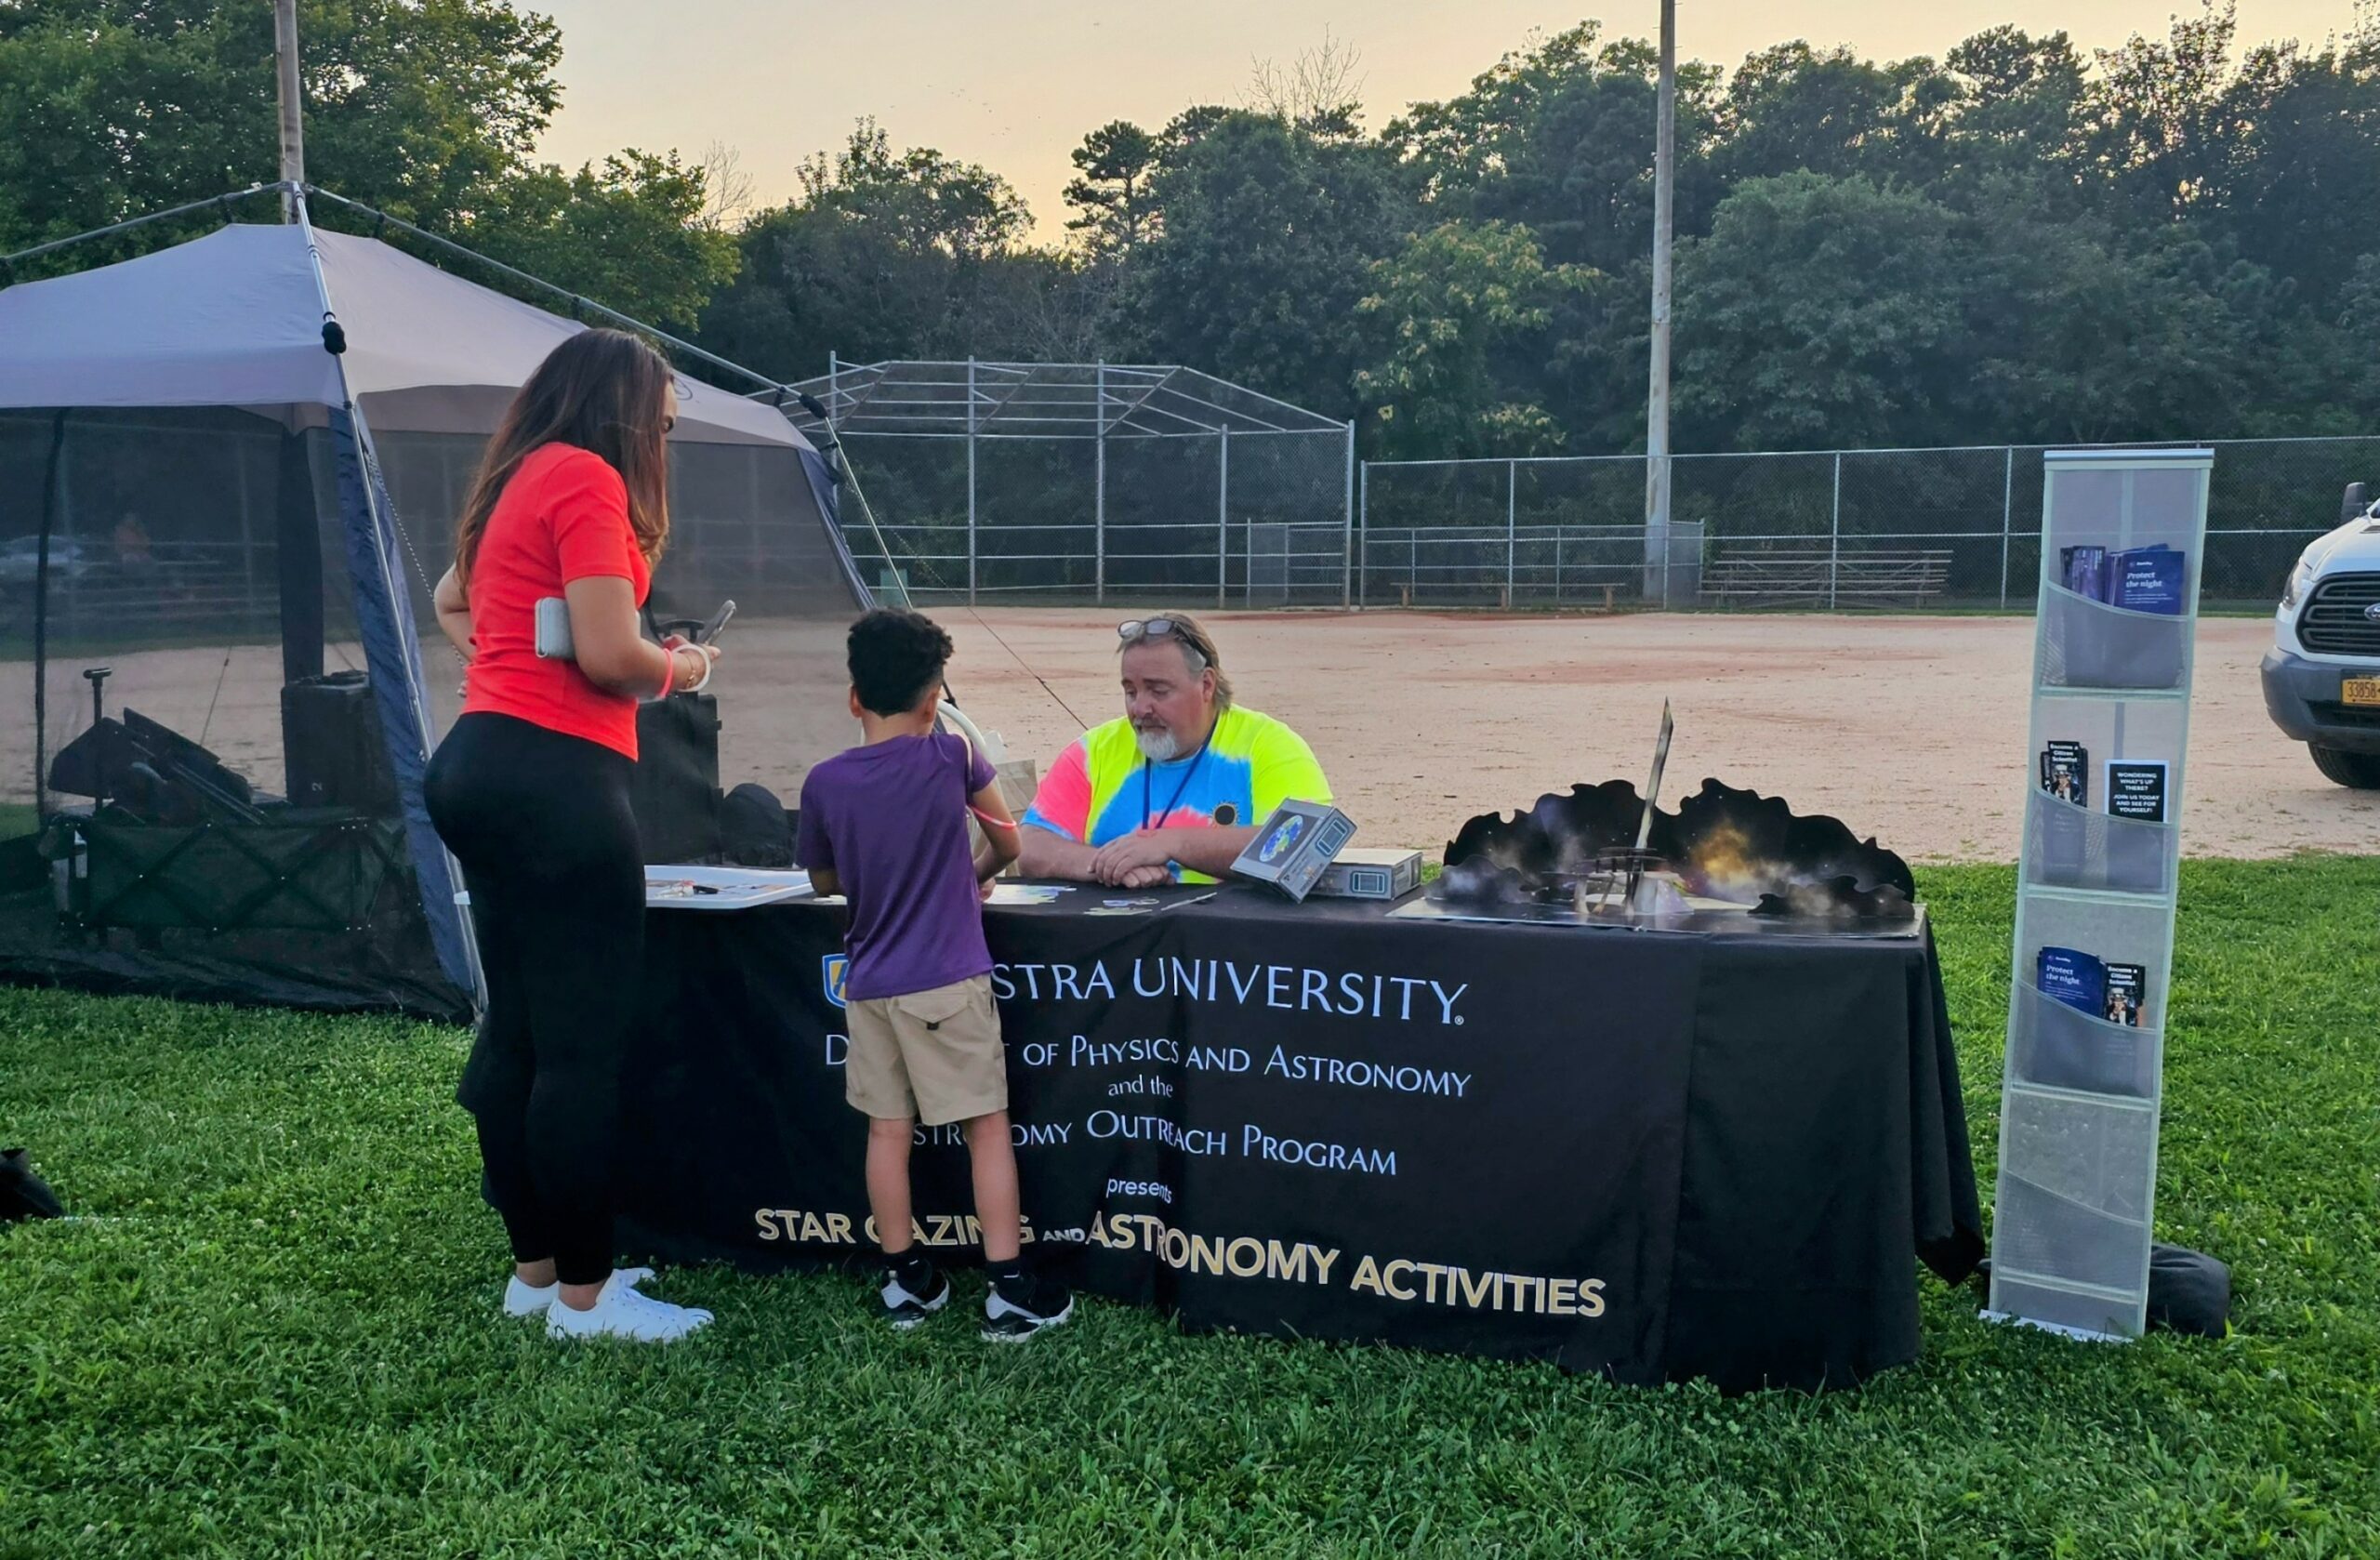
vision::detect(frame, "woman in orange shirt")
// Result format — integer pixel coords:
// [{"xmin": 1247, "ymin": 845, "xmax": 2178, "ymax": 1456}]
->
[{"xmin": 425, "ymin": 329, "xmax": 721, "ymax": 1343}]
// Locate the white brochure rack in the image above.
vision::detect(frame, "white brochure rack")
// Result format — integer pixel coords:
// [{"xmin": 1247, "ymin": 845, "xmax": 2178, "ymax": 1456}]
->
[{"xmin": 1988, "ymin": 447, "xmax": 2211, "ymax": 1340}]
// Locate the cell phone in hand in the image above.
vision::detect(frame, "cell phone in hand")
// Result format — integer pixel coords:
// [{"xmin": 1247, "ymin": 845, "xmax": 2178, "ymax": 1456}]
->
[{"xmin": 694, "ymin": 599, "xmax": 736, "ymax": 646}]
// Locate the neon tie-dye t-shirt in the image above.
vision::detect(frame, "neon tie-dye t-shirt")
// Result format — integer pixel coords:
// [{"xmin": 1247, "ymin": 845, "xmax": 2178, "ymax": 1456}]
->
[{"xmin": 1022, "ymin": 706, "xmax": 1331, "ymax": 883}]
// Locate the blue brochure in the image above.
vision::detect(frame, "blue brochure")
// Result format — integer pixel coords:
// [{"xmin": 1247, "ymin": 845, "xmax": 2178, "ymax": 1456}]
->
[
  {"xmin": 2111, "ymin": 546, "xmax": 2186, "ymax": 615},
  {"xmin": 2037, "ymin": 945, "xmax": 2109, "ymax": 1016}
]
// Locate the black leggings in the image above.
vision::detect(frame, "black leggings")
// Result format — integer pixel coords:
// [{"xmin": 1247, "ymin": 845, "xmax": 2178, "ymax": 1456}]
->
[{"xmin": 425, "ymin": 712, "xmax": 643, "ymax": 1287}]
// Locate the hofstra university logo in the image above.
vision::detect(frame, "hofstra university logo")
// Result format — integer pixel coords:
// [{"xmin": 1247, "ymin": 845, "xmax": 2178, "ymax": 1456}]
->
[{"xmin": 822, "ymin": 954, "xmax": 850, "ymax": 1009}]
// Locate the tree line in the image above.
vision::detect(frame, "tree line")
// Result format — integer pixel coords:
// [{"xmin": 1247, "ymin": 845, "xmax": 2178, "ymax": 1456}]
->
[{"xmin": 7, "ymin": 2, "xmax": 2379, "ymax": 458}]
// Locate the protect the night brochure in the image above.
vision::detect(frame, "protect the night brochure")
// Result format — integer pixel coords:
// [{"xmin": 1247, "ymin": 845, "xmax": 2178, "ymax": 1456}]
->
[
  {"xmin": 2039, "ymin": 945, "xmax": 2154, "ymax": 1030},
  {"xmin": 2037, "ymin": 945, "xmax": 2108, "ymax": 1016},
  {"xmin": 2110, "ymin": 546, "xmax": 2186, "ymax": 615},
  {"xmin": 2057, "ymin": 544, "xmax": 2187, "ymax": 615}
]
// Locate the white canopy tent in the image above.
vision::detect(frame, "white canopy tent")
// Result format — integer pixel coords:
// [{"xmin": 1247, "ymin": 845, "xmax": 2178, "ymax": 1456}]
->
[
  {"xmin": 0, "ymin": 221, "xmax": 808, "ymax": 448},
  {"xmin": 0, "ymin": 201, "xmax": 868, "ymax": 1017}
]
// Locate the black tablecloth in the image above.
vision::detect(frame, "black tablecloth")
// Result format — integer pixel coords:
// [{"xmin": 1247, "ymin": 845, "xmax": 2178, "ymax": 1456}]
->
[{"xmin": 621, "ymin": 885, "xmax": 1981, "ymax": 1392}]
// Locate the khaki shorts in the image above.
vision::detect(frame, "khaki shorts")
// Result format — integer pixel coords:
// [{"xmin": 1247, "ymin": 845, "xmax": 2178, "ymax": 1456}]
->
[{"xmin": 844, "ymin": 974, "xmax": 1008, "ymax": 1126}]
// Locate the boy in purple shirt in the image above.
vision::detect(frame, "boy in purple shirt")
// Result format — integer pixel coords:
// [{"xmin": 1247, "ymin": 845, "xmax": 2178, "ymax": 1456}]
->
[{"xmin": 796, "ymin": 609, "xmax": 1072, "ymax": 1340}]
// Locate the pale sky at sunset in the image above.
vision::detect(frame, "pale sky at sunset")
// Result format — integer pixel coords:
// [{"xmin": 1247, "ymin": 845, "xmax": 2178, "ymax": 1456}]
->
[{"xmin": 531, "ymin": 1, "xmax": 2360, "ymax": 237}]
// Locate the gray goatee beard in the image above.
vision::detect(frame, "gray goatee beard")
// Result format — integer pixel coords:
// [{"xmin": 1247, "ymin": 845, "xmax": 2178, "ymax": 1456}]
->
[{"xmin": 1133, "ymin": 725, "xmax": 1181, "ymax": 763}]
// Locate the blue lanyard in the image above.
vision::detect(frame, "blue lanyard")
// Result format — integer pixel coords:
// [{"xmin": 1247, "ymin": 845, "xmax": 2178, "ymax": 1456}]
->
[{"xmin": 1142, "ymin": 736, "xmax": 1213, "ymax": 830}]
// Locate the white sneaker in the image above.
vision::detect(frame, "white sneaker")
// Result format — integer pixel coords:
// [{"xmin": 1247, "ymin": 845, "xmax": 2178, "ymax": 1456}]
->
[
  {"xmin": 503, "ymin": 1265, "xmax": 654, "ymax": 1318},
  {"xmin": 546, "ymin": 1273, "xmax": 712, "ymax": 1343}
]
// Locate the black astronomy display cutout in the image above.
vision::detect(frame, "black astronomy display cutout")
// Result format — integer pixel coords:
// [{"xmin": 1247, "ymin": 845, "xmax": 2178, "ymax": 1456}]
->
[
  {"xmin": 620, "ymin": 772, "xmax": 1977, "ymax": 1389},
  {"xmin": 1436, "ymin": 777, "xmax": 1920, "ymax": 920}
]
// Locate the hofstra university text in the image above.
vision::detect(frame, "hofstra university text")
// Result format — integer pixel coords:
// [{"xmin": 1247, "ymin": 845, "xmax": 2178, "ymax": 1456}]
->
[{"xmin": 990, "ymin": 958, "xmax": 1470, "ymax": 1026}]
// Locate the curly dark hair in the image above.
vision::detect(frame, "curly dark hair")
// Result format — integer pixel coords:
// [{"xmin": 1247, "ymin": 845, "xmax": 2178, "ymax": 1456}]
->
[{"xmin": 848, "ymin": 608, "xmax": 955, "ymax": 717}]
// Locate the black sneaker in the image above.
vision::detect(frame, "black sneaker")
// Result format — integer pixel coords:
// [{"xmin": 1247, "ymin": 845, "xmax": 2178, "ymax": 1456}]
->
[
  {"xmin": 879, "ymin": 1263, "xmax": 950, "ymax": 1329},
  {"xmin": 982, "ymin": 1274, "xmax": 1074, "ymax": 1342}
]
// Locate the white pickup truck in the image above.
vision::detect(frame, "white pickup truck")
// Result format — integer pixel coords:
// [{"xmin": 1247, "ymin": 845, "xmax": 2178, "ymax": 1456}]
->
[{"xmin": 2262, "ymin": 482, "xmax": 2380, "ymax": 788}]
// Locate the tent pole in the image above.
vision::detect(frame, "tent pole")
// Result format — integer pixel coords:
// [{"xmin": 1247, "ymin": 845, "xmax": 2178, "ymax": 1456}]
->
[
  {"xmin": 292, "ymin": 187, "xmax": 485, "ymax": 1010},
  {"xmin": 344, "ymin": 396, "xmax": 484, "ymax": 1011}
]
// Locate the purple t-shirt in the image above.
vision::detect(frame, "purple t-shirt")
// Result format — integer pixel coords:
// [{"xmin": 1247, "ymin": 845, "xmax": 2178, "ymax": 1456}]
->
[{"xmin": 796, "ymin": 733, "xmax": 997, "ymax": 1001}]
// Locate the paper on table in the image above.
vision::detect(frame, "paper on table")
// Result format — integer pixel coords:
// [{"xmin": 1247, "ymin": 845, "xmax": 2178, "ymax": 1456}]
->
[
  {"xmin": 986, "ymin": 883, "xmax": 1071, "ymax": 906},
  {"xmin": 643, "ymin": 866, "xmax": 813, "ymax": 911}
]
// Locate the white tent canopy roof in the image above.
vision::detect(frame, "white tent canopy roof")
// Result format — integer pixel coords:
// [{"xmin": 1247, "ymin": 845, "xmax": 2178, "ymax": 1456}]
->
[{"xmin": 0, "ymin": 222, "xmax": 808, "ymax": 449}]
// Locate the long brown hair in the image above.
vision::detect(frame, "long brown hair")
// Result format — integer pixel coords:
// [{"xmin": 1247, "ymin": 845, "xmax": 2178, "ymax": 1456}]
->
[{"xmin": 454, "ymin": 328, "xmax": 676, "ymax": 580}]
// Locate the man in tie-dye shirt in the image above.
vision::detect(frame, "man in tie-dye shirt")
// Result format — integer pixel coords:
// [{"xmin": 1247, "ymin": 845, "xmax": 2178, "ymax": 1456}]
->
[{"xmin": 1019, "ymin": 612, "xmax": 1332, "ymax": 887}]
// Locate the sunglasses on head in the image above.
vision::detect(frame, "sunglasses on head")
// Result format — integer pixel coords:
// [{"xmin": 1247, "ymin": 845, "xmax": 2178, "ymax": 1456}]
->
[{"xmin": 1118, "ymin": 617, "xmax": 1206, "ymax": 649}]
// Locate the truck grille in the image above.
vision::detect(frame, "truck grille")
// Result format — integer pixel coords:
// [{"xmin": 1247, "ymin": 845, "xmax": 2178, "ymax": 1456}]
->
[{"xmin": 2298, "ymin": 573, "xmax": 2380, "ymax": 655}]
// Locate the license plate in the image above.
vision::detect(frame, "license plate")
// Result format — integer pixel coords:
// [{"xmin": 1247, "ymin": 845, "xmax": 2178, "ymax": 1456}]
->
[{"xmin": 2345, "ymin": 676, "xmax": 2380, "ymax": 707}]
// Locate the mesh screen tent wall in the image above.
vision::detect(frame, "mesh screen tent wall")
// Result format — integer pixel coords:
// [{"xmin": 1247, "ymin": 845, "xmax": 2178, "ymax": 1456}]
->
[{"xmin": 0, "ymin": 212, "xmax": 869, "ymax": 1019}]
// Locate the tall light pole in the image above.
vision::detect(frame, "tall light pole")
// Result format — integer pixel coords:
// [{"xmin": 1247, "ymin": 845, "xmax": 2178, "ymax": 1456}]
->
[
  {"xmin": 274, "ymin": 0, "xmax": 306, "ymax": 220},
  {"xmin": 1644, "ymin": 0, "xmax": 1676, "ymax": 604}
]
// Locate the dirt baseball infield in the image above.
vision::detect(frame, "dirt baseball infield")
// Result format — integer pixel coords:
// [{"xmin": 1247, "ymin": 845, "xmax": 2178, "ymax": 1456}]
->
[
  {"xmin": 7, "ymin": 610, "xmax": 2368, "ymax": 862},
  {"xmin": 933, "ymin": 609, "xmax": 2373, "ymax": 863}
]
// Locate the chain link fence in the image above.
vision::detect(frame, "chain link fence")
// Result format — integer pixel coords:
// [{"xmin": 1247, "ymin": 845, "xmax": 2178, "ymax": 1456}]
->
[
  {"xmin": 1356, "ymin": 438, "xmax": 2380, "ymax": 612},
  {"xmin": 818, "ymin": 385, "xmax": 2377, "ymax": 615},
  {"xmin": 798, "ymin": 360, "xmax": 1357, "ymax": 609},
  {"xmin": 841, "ymin": 427, "xmax": 1355, "ymax": 607}
]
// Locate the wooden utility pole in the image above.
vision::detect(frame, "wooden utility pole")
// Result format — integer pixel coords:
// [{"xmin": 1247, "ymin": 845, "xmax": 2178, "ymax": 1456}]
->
[
  {"xmin": 274, "ymin": 0, "xmax": 306, "ymax": 219},
  {"xmin": 1643, "ymin": 0, "xmax": 1676, "ymax": 603}
]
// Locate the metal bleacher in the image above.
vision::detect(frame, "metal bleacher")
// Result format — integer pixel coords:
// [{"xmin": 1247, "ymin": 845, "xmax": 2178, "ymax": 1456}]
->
[{"xmin": 1699, "ymin": 547, "xmax": 1953, "ymax": 609}]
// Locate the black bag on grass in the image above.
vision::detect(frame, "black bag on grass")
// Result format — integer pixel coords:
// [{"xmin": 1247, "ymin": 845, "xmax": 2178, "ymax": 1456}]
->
[
  {"xmin": 1, "ymin": 1147, "xmax": 65, "ymax": 1222},
  {"xmin": 2147, "ymin": 1244, "xmax": 2231, "ymax": 1338},
  {"xmin": 1975, "ymin": 1243, "xmax": 2231, "ymax": 1339}
]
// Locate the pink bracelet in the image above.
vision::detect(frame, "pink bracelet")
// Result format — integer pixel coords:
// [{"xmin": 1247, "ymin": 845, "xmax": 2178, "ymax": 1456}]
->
[{"xmin": 657, "ymin": 648, "xmax": 679, "ymax": 699}]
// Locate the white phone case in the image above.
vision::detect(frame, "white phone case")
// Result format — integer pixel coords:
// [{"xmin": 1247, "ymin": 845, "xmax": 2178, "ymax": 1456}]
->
[{"xmin": 534, "ymin": 596, "xmax": 575, "ymax": 661}]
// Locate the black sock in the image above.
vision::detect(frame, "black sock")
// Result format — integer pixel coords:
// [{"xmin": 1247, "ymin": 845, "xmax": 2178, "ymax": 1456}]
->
[
  {"xmin": 888, "ymin": 1249, "xmax": 935, "ymax": 1291},
  {"xmin": 988, "ymin": 1258, "xmax": 1027, "ymax": 1289}
]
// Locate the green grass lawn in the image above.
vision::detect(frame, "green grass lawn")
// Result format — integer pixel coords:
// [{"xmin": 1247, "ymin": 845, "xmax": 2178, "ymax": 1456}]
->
[{"xmin": 3, "ymin": 859, "xmax": 2375, "ymax": 1558}]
